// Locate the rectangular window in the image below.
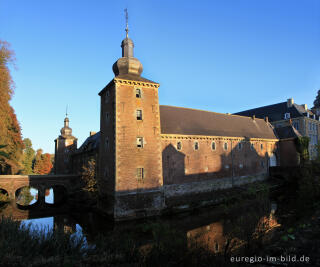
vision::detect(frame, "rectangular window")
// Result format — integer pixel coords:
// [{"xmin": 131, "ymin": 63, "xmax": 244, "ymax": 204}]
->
[
  {"xmin": 136, "ymin": 137, "xmax": 144, "ymax": 148},
  {"xmin": 136, "ymin": 168, "xmax": 144, "ymax": 180},
  {"xmin": 136, "ymin": 88, "xmax": 141, "ymax": 98},
  {"xmin": 136, "ymin": 110, "xmax": 143, "ymax": 120}
]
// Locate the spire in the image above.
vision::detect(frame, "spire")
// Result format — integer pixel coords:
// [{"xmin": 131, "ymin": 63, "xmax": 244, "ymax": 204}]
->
[
  {"xmin": 61, "ymin": 109, "xmax": 72, "ymax": 136},
  {"xmin": 125, "ymin": 8, "xmax": 129, "ymax": 38},
  {"xmin": 112, "ymin": 9, "xmax": 143, "ymax": 77}
]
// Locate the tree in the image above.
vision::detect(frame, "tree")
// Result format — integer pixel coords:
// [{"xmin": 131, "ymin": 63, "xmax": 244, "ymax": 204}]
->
[
  {"xmin": 33, "ymin": 149, "xmax": 43, "ymax": 174},
  {"xmin": 21, "ymin": 138, "xmax": 35, "ymax": 174},
  {"xmin": 0, "ymin": 40, "xmax": 23, "ymax": 174},
  {"xmin": 313, "ymin": 90, "xmax": 320, "ymax": 108},
  {"xmin": 33, "ymin": 149, "xmax": 53, "ymax": 175},
  {"xmin": 81, "ymin": 158, "xmax": 97, "ymax": 193},
  {"xmin": 41, "ymin": 153, "xmax": 53, "ymax": 174}
]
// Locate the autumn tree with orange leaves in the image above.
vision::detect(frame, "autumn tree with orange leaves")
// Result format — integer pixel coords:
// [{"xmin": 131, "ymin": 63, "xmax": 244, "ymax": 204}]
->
[
  {"xmin": 0, "ymin": 40, "xmax": 24, "ymax": 174},
  {"xmin": 33, "ymin": 149, "xmax": 53, "ymax": 175}
]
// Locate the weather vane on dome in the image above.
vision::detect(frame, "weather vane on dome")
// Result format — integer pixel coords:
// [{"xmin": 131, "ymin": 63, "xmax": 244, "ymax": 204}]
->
[
  {"xmin": 124, "ymin": 8, "xmax": 129, "ymax": 38},
  {"xmin": 66, "ymin": 105, "xmax": 68, "ymax": 117}
]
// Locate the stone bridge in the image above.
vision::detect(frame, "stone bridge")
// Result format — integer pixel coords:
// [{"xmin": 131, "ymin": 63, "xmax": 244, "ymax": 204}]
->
[{"xmin": 0, "ymin": 174, "xmax": 81, "ymax": 208}]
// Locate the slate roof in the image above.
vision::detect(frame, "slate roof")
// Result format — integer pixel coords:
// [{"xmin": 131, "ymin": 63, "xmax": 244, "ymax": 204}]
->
[
  {"xmin": 74, "ymin": 132, "xmax": 100, "ymax": 154},
  {"xmin": 160, "ymin": 105, "xmax": 278, "ymax": 139},
  {"xmin": 275, "ymin": 125, "xmax": 302, "ymax": 139},
  {"xmin": 234, "ymin": 102, "xmax": 314, "ymax": 121}
]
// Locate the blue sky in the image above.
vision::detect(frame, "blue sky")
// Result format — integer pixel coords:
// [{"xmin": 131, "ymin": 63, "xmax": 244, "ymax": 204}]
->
[{"xmin": 1, "ymin": 0, "xmax": 320, "ymax": 153}]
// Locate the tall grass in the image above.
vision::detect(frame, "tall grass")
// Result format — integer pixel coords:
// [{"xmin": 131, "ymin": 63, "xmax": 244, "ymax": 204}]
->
[{"xmin": 0, "ymin": 216, "xmax": 84, "ymax": 266}]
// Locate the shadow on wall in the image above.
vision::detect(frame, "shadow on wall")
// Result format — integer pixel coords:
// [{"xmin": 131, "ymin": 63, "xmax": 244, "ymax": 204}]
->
[{"xmin": 162, "ymin": 138, "xmax": 278, "ymax": 185}]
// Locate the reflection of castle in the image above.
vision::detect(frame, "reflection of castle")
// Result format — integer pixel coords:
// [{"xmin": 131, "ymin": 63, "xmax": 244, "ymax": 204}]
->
[{"xmin": 54, "ymin": 27, "xmax": 299, "ymax": 220}]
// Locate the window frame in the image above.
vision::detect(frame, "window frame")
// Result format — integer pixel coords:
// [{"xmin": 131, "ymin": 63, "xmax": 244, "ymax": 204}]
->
[
  {"xmin": 177, "ymin": 141, "xmax": 182, "ymax": 151},
  {"xmin": 136, "ymin": 137, "xmax": 144, "ymax": 148},
  {"xmin": 194, "ymin": 141, "xmax": 199, "ymax": 151},
  {"xmin": 223, "ymin": 142, "xmax": 228, "ymax": 151},
  {"xmin": 284, "ymin": 112, "xmax": 291, "ymax": 120},
  {"xmin": 136, "ymin": 167, "xmax": 144, "ymax": 181},
  {"xmin": 211, "ymin": 141, "xmax": 216, "ymax": 151},
  {"xmin": 136, "ymin": 109, "xmax": 143, "ymax": 120},
  {"xmin": 250, "ymin": 143, "xmax": 254, "ymax": 151},
  {"xmin": 135, "ymin": 88, "xmax": 142, "ymax": 98}
]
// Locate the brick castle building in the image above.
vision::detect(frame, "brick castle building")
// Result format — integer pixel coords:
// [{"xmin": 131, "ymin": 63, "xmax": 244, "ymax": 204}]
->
[{"xmin": 55, "ymin": 30, "xmax": 299, "ymax": 220}]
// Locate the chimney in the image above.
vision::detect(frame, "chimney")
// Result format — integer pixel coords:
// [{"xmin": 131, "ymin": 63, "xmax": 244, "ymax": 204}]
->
[
  {"xmin": 264, "ymin": 116, "xmax": 269, "ymax": 123},
  {"xmin": 287, "ymin": 98, "xmax": 294, "ymax": 108},
  {"xmin": 90, "ymin": 131, "xmax": 96, "ymax": 136},
  {"xmin": 302, "ymin": 104, "xmax": 308, "ymax": 110}
]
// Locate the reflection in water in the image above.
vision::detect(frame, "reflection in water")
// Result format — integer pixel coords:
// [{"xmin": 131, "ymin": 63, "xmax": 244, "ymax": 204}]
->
[
  {"xmin": 16, "ymin": 187, "xmax": 38, "ymax": 206},
  {"xmin": 1, "ymin": 186, "xmax": 281, "ymax": 258},
  {"xmin": 45, "ymin": 188, "xmax": 54, "ymax": 204},
  {"xmin": 187, "ymin": 211, "xmax": 280, "ymax": 255}
]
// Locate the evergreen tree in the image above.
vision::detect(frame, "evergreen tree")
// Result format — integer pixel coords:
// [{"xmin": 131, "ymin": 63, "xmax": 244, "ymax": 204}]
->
[
  {"xmin": 0, "ymin": 40, "xmax": 23, "ymax": 174},
  {"xmin": 21, "ymin": 138, "xmax": 35, "ymax": 174},
  {"xmin": 313, "ymin": 90, "xmax": 320, "ymax": 108}
]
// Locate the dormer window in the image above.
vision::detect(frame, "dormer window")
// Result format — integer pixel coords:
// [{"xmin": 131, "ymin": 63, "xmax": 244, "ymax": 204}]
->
[
  {"xmin": 136, "ymin": 88, "xmax": 141, "ymax": 98},
  {"xmin": 284, "ymin": 113, "xmax": 290, "ymax": 120},
  {"xmin": 136, "ymin": 110, "xmax": 143, "ymax": 120}
]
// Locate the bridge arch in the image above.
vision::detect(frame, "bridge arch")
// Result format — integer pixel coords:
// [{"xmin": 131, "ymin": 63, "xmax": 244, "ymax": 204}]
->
[
  {"xmin": 15, "ymin": 186, "xmax": 38, "ymax": 207},
  {"xmin": 45, "ymin": 185, "xmax": 68, "ymax": 205}
]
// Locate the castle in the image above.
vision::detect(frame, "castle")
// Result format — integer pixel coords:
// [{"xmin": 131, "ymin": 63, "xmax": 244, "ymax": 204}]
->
[{"xmin": 54, "ymin": 28, "xmax": 299, "ymax": 220}]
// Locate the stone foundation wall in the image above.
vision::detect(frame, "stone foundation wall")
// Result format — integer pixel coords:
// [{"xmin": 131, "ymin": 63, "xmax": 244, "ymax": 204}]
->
[{"xmin": 164, "ymin": 173, "xmax": 267, "ymax": 209}]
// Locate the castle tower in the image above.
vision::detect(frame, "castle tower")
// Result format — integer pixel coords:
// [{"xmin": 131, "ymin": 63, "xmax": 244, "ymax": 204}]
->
[
  {"xmin": 98, "ymin": 13, "xmax": 163, "ymax": 220},
  {"xmin": 54, "ymin": 114, "xmax": 77, "ymax": 174}
]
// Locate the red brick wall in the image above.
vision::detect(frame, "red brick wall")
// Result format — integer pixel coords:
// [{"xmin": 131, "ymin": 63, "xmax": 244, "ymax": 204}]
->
[
  {"xmin": 161, "ymin": 136, "xmax": 278, "ymax": 185},
  {"xmin": 114, "ymin": 80, "xmax": 163, "ymax": 192},
  {"xmin": 98, "ymin": 82, "xmax": 116, "ymax": 214}
]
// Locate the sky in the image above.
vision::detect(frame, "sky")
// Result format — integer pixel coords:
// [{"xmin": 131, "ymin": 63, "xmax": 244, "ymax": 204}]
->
[{"xmin": 1, "ymin": 0, "xmax": 320, "ymax": 153}]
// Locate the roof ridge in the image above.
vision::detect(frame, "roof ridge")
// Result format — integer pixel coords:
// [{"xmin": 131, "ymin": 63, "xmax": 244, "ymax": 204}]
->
[
  {"xmin": 160, "ymin": 105, "xmax": 268, "ymax": 122},
  {"xmin": 235, "ymin": 101, "xmax": 287, "ymax": 114}
]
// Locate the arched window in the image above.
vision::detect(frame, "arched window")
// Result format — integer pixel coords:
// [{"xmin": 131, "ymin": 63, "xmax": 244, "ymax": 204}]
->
[
  {"xmin": 194, "ymin": 141, "xmax": 199, "ymax": 150},
  {"xmin": 211, "ymin": 141, "xmax": 216, "ymax": 151},
  {"xmin": 224, "ymin": 142, "xmax": 228, "ymax": 151},
  {"xmin": 177, "ymin": 141, "xmax": 182, "ymax": 150},
  {"xmin": 238, "ymin": 142, "xmax": 243, "ymax": 150}
]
